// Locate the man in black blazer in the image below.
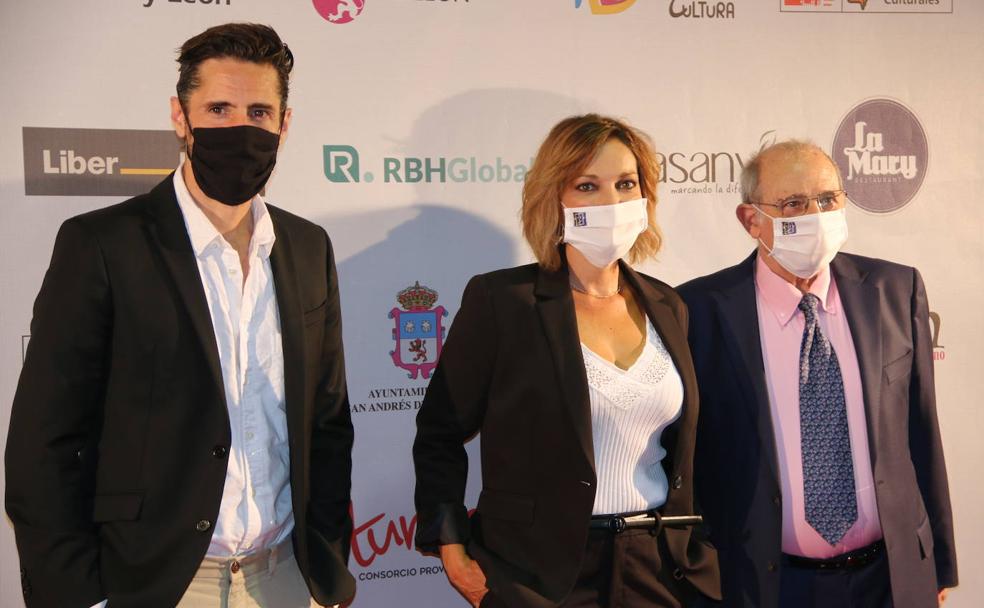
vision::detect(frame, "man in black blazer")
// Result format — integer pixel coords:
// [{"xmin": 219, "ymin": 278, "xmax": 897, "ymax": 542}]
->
[
  {"xmin": 678, "ymin": 141, "xmax": 957, "ymax": 607},
  {"xmin": 5, "ymin": 24, "xmax": 355, "ymax": 608}
]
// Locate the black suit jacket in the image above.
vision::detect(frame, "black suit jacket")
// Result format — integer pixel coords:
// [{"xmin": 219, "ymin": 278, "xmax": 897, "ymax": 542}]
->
[
  {"xmin": 678, "ymin": 252, "xmax": 957, "ymax": 608},
  {"xmin": 5, "ymin": 176, "xmax": 356, "ymax": 608},
  {"xmin": 413, "ymin": 257, "xmax": 721, "ymax": 607}
]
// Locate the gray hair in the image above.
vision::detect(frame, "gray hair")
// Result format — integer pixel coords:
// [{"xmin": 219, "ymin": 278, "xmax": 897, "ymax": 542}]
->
[{"xmin": 739, "ymin": 139, "xmax": 843, "ymax": 203}]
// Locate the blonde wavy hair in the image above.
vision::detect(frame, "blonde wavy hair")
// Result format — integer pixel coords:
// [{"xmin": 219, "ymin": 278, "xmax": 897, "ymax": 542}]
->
[{"xmin": 521, "ymin": 114, "xmax": 663, "ymax": 271}]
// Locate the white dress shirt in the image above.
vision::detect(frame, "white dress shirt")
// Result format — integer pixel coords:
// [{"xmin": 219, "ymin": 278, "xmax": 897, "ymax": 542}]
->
[{"xmin": 173, "ymin": 166, "xmax": 294, "ymax": 558}]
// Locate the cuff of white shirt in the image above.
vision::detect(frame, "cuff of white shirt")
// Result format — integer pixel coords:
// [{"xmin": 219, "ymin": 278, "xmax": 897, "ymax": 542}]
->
[{"xmin": 91, "ymin": 601, "xmax": 107, "ymax": 608}]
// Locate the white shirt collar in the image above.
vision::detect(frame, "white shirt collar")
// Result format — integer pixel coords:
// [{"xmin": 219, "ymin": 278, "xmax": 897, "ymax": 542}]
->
[{"xmin": 172, "ymin": 162, "xmax": 276, "ymax": 259}]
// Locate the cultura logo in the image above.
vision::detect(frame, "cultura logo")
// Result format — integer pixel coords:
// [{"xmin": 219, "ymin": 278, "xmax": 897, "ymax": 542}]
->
[
  {"xmin": 312, "ymin": 0, "xmax": 365, "ymax": 24},
  {"xmin": 669, "ymin": 0, "xmax": 735, "ymax": 19},
  {"xmin": 575, "ymin": 0, "xmax": 637, "ymax": 15},
  {"xmin": 323, "ymin": 145, "xmax": 531, "ymax": 184},
  {"xmin": 831, "ymin": 99, "xmax": 928, "ymax": 213}
]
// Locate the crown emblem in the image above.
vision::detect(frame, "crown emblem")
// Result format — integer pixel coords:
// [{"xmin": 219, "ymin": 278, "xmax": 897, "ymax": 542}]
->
[{"xmin": 396, "ymin": 281, "xmax": 438, "ymax": 311}]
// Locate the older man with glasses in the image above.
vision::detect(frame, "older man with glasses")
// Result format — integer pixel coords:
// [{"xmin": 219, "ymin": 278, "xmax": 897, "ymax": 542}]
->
[{"xmin": 678, "ymin": 140, "xmax": 957, "ymax": 608}]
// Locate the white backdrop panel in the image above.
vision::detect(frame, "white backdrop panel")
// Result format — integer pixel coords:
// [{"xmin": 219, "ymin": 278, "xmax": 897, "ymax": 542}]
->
[{"xmin": 1, "ymin": 1, "xmax": 981, "ymax": 606}]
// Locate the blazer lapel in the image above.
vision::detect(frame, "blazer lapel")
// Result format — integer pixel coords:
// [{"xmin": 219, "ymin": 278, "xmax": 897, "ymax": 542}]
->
[
  {"xmin": 831, "ymin": 253, "xmax": 884, "ymax": 453},
  {"xmin": 268, "ymin": 214, "xmax": 307, "ymax": 450},
  {"xmin": 144, "ymin": 175, "xmax": 225, "ymax": 401},
  {"xmin": 534, "ymin": 260, "xmax": 595, "ymax": 475},
  {"xmin": 709, "ymin": 252, "xmax": 780, "ymax": 484}
]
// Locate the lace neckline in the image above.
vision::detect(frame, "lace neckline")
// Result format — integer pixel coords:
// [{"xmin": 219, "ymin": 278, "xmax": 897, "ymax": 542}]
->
[{"xmin": 580, "ymin": 321, "xmax": 674, "ymax": 411}]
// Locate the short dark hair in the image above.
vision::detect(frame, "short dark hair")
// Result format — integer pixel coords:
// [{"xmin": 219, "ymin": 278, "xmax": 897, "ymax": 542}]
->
[{"xmin": 176, "ymin": 23, "xmax": 293, "ymax": 121}]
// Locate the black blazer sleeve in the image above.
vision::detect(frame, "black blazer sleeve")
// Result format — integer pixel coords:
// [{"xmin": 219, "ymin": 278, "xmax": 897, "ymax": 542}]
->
[
  {"xmin": 304, "ymin": 230, "xmax": 357, "ymax": 602},
  {"xmin": 413, "ymin": 274, "xmax": 497, "ymax": 553},
  {"xmin": 908, "ymin": 268, "xmax": 958, "ymax": 588},
  {"xmin": 5, "ymin": 218, "xmax": 110, "ymax": 607}
]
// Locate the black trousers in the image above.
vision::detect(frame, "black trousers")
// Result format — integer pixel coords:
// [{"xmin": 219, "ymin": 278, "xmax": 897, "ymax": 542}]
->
[
  {"xmin": 479, "ymin": 528, "xmax": 698, "ymax": 608},
  {"xmin": 778, "ymin": 548, "xmax": 893, "ymax": 608},
  {"xmin": 560, "ymin": 527, "xmax": 697, "ymax": 608}
]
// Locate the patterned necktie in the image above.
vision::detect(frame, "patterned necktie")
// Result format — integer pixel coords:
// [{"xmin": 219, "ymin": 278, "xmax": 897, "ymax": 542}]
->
[{"xmin": 798, "ymin": 293, "xmax": 857, "ymax": 546}]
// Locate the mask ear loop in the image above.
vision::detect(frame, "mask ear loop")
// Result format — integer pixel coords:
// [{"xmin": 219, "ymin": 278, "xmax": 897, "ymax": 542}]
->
[
  {"xmin": 555, "ymin": 204, "xmax": 567, "ymax": 245},
  {"xmin": 751, "ymin": 204, "xmax": 780, "ymax": 259}
]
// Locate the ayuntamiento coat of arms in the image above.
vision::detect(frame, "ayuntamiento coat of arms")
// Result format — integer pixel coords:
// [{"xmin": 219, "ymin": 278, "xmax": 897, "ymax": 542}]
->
[{"xmin": 389, "ymin": 282, "xmax": 448, "ymax": 379}]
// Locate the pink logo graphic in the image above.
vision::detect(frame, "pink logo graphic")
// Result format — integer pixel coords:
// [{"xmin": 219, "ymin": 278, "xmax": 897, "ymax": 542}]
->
[
  {"xmin": 313, "ymin": 0, "xmax": 366, "ymax": 24},
  {"xmin": 831, "ymin": 98, "xmax": 928, "ymax": 213},
  {"xmin": 389, "ymin": 282, "xmax": 447, "ymax": 380}
]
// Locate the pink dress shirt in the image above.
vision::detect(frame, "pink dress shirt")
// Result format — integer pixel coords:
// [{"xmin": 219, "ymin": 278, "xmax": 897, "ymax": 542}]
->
[{"xmin": 755, "ymin": 255, "xmax": 883, "ymax": 558}]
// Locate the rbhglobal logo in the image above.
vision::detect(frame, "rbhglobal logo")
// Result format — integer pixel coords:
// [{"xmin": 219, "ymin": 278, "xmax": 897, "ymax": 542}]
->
[{"xmin": 323, "ymin": 145, "xmax": 531, "ymax": 184}]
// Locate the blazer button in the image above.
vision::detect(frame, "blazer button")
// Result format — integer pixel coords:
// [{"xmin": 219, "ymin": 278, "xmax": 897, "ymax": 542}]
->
[
  {"xmin": 672, "ymin": 567, "xmax": 685, "ymax": 580},
  {"xmin": 672, "ymin": 475, "xmax": 683, "ymax": 490},
  {"xmin": 212, "ymin": 445, "xmax": 228, "ymax": 458},
  {"xmin": 196, "ymin": 519, "xmax": 212, "ymax": 532},
  {"xmin": 766, "ymin": 561, "xmax": 777, "ymax": 572}
]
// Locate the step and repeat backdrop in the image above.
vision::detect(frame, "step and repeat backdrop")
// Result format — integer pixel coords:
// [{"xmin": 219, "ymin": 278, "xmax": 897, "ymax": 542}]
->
[{"xmin": 1, "ymin": 1, "xmax": 982, "ymax": 606}]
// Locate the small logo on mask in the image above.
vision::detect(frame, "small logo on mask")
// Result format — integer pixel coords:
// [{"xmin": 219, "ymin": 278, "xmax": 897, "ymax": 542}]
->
[
  {"xmin": 781, "ymin": 222, "xmax": 798, "ymax": 235},
  {"xmin": 573, "ymin": 212, "xmax": 588, "ymax": 227}
]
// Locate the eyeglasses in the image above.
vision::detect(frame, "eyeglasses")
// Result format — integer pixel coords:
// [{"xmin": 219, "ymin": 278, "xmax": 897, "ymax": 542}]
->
[{"xmin": 753, "ymin": 190, "xmax": 846, "ymax": 218}]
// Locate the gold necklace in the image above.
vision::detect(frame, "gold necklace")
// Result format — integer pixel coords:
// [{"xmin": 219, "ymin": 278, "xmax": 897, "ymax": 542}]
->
[{"xmin": 570, "ymin": 275, "xmax": 622, "ymax": 298}]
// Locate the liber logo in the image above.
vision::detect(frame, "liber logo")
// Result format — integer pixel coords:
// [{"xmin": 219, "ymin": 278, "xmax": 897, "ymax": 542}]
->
[
  {"xmin": 313, "ymin": 0, "xmax": 365, "ymax": 24},
  {"xmin": 575, "ymin": 0, "xmax": 637, "ymax": 15}
]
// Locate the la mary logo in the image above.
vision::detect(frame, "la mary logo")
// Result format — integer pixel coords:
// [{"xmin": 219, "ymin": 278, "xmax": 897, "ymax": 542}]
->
[{"xmin": 389, "ymin": 282, "xmax": 448, "ymax": 379}]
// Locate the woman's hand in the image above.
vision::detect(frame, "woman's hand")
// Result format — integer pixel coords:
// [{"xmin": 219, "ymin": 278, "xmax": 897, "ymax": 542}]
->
[{"xmin": 439, "ymin": 543, "xmax": 489, "ymax": 607}]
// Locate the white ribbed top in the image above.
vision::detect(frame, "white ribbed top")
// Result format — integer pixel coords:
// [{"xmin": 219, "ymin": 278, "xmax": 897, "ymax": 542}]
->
[{"xmin": 581, "ymin": 320, "xmax": 683, "ymax": 515}]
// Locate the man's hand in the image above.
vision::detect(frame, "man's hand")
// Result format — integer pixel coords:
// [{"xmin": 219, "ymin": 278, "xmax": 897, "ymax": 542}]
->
[
  {"xmin": 439, "ymin": 543, "xmax": 488, "ymax": 607},
  {"xmin": 938, "ymin": 588, "xmax": 949, "ymax": 606}
]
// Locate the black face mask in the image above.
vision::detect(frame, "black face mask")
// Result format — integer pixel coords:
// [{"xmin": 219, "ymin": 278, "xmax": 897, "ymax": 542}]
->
[{"xmin": 187, "ymin": 125, "xmax": 280, "ymax": 206}]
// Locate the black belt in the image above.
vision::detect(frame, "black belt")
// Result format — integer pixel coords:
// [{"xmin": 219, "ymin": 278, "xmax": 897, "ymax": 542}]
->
[
  {"xmin": 589, "ymin": 511, "xmax": 703, "ymax": 533},
  {"xmin": 783, "ymin": 539, "xmax": 884, "ymax": 571}
]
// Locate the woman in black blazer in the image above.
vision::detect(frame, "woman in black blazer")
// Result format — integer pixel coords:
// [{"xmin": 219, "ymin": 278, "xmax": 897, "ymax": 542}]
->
[{"xmin": 413, "ymin": 114, "xmax": 720, "ymax": 607}]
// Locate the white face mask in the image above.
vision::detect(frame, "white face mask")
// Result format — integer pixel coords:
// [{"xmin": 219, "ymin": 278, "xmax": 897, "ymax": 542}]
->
[
  {"xmin": 756, "ymin": 207, "xmax": 849, "ymax": 279},
  {"xmin": 562, "ymin": 198, "xmax": 648, "ymax": 268}
]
